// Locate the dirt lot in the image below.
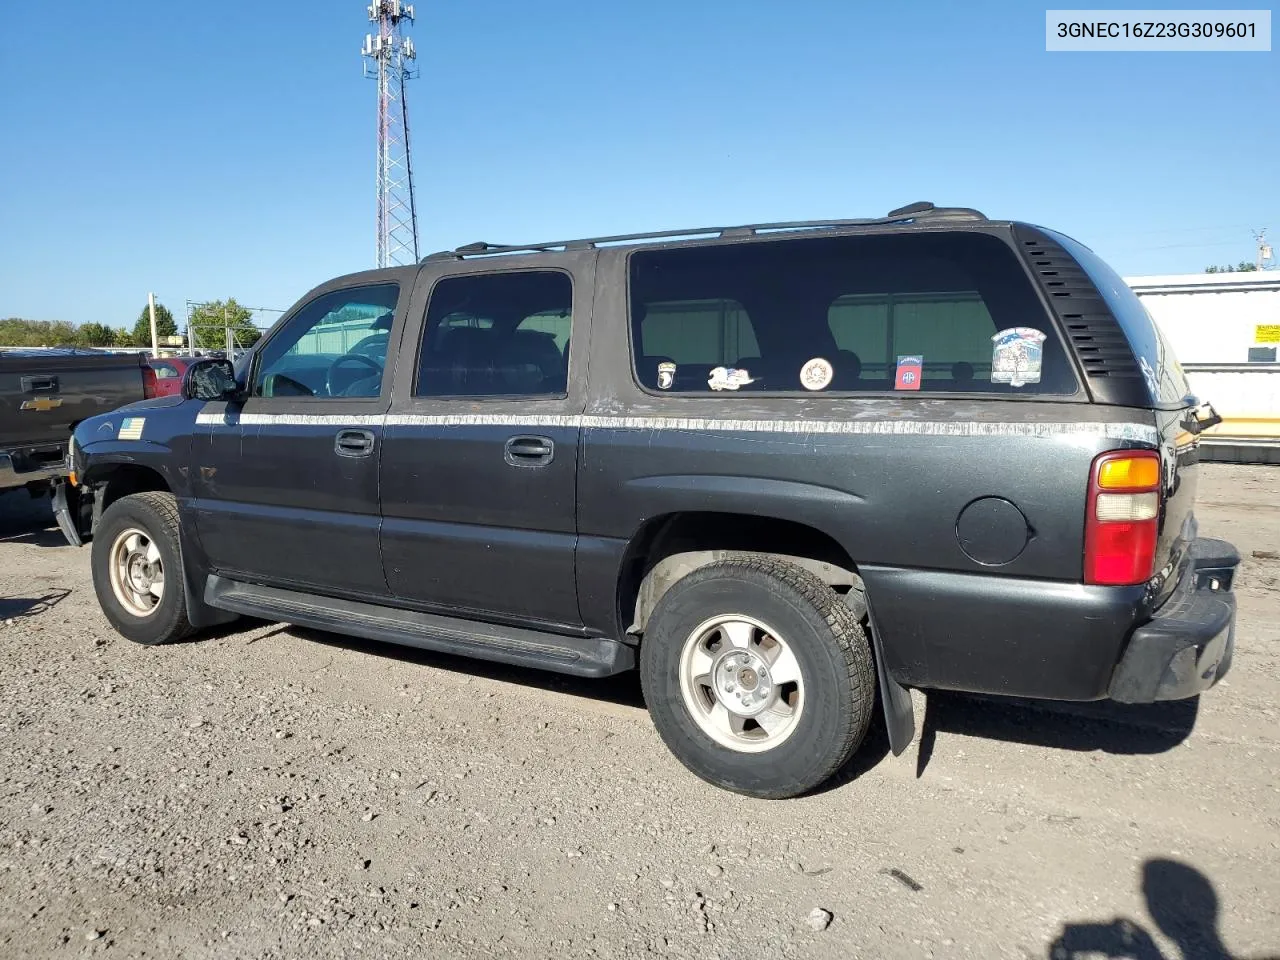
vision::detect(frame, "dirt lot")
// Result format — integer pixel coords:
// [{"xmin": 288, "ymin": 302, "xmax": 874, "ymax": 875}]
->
[{"xmin": 0, "ymin": 464, "xmax": 1277, "ymax": 960}]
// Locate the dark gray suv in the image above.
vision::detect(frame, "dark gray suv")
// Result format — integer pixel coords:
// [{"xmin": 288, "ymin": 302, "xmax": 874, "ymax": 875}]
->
[{"xmin": 57, "ymin": 201, "xmax": 1238, "ymax": 798}]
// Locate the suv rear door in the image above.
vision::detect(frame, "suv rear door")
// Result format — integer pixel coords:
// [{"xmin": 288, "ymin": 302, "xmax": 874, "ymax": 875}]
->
[
  {"xmin": 191, "ymin": 273, "xmax": 411, "ymax": 597},
  {"xmin": 378, "ymin": 253, "xmax": 592, "ymax": 630}
]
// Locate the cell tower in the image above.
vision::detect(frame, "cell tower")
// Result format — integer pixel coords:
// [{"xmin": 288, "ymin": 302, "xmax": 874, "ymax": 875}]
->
[{"xmin": 362, "ymin": 2, "xmax": 420, "ymax": 267}]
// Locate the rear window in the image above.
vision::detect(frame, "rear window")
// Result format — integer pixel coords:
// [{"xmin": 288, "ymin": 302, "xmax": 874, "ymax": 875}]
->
[
  {"xmin": 1045, "ymin": 229, "xmax": 1192, "ymax": 406},
  {"xmin": 630, "ymin": 232, "xmax": 1079, "ymax": 396}
]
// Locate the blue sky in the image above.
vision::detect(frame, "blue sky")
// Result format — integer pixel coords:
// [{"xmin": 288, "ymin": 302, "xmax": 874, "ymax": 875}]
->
[{"xmin": 0, "ymin": 1, "xmax": 1274, "ymax": 327}]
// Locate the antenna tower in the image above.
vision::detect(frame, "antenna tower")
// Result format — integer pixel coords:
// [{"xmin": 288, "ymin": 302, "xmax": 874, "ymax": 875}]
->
[{"xmin": 362, "ymin": 2, "xmax": 419, "ymax": 267}]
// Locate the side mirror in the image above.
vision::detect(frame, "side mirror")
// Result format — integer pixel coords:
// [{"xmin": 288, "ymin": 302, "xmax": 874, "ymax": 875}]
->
[{"xmin": 181, "ymin": 358, "xmax": 242, "ymax": 402}]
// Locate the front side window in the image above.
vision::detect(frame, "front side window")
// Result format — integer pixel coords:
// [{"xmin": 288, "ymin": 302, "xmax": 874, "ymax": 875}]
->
[
  {"xmin": 252, "ymin": 283, "xmax": 399, "ymax": 398},
  {"xmin": 416, "ymin": 271, "xmax": 572, "ymax": 398},
  {"xmin": 629, "ymin": 232, "xmax": 1078, "ymax": 395}
]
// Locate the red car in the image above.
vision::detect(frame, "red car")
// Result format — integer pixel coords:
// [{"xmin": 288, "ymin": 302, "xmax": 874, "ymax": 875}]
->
[{"xmin": 142, "ymin": 356, "xmax": 197, "ymax": 399}]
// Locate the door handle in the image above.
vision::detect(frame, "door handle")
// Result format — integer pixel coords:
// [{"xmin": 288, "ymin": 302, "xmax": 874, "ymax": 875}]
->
[
  {"xmin": 504, "ymin": 435, "xmax": 554, "ymax": 467},
  {"xmin": 334, "ymin": 428, "xmax": 376, "ymax": 458}
]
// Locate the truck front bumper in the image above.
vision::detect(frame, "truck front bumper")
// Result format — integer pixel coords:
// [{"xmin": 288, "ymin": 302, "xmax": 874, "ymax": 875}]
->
[{"xmin": 1108, "ymin": 538, "xmax": 1239, "ymax": 703}]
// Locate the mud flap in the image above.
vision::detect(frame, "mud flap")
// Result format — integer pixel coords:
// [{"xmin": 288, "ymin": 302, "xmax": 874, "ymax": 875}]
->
[
  {"xmin": 51, "ymin": 480, "xmax": 83, "ymax": 547},
  {"xmin": 866, "ymin": 598, "xmax": 916, "ymax": 756}
]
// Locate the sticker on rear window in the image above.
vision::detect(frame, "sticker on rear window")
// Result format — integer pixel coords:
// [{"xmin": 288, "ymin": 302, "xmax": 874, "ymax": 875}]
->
[
  {"xmin": 708, "ymin": 366, "xmax": 754, "ymax": 391},
  {"xmin": 657, "ymin": 361, "xmax": 676, "ymax": 390},
  {"xmin": 118, "ymin": 417, "xmax": 145, "ymax": 440},
  {"xmin": 991, "ymin": 327, "xmax": 1046, "ymax": 387},
  {"xmin": 799, "ymin": 357, "xmax": 833, "ymax": 391},
  {"xmin": 894, "ymin": 356, "xmax": 923, "ymax": 391}
]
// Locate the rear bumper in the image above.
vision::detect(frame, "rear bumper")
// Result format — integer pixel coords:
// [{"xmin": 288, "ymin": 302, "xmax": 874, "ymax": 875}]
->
[
  {"xmin": 1108, "ymin": 538, "xmax": 1239, "ymax": 703},
  {"xmin": 0, "ymin": 451, "xmax": 66, "ymax": 491},
  {"xmin": 861, "ymin": 536, "xmax": 1240, "ymax": 703}
]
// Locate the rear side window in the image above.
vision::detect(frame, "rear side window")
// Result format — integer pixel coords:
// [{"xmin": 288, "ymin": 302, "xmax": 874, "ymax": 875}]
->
[
  {"xmin": 629, "ymin": 232, "xmax": 1078, "ymax": 395},
  {"xmin": 1045, "ymin": 229, "xmax": 1191, "ymax": 406},
  {"xmin": 416, "ymin": 271, "xmax": 572, "ymax": 398}
]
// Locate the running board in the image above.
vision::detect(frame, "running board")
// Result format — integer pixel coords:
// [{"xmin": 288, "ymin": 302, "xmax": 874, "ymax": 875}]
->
[{"xmin": 204, "ymin": 575, "xmax": 634, "ymax": 678}]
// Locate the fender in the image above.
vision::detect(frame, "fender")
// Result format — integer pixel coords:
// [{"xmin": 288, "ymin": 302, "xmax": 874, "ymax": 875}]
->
[{"xmin": 61, "ymin": 427, "xmax": 235, "ymax": 630}]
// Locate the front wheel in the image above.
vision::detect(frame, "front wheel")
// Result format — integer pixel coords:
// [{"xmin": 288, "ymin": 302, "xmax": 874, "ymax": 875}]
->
[
  {"xmin": 91, "ymin": 491, "xmax": 194, "ymax": 646},
  {"xmin": 640, "ymin": 556, "xmax": 875, "ymax": 798}
]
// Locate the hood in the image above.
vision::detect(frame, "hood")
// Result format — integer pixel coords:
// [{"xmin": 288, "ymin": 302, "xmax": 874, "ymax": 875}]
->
[{"xmin": 117, "ymin": 395, "xmax": 186, "ymax": 413}]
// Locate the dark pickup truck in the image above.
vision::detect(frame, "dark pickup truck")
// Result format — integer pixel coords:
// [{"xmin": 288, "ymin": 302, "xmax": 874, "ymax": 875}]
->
[
  {"xmin": 0, "ymin": 349, "xmax": 146, "ymax": 494},
  {"xmin": 56, "ymin": 202, "xmax": 1239, "ymax": 798}
]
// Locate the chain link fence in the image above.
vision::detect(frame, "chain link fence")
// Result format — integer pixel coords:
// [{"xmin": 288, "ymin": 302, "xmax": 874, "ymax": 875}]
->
[{"xmin": 179, "ymin": 302, "xmax": 283, "ymax": 359}]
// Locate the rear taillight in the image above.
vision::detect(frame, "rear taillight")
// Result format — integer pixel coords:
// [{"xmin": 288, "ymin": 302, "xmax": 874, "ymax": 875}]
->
[
  {"xmin": 142, "ymin": 367, "xmax": 157, "ymax": 399},
  {"xmin": 1084, "ymin": 450, "xmax": 1161, "ymax": 586}
]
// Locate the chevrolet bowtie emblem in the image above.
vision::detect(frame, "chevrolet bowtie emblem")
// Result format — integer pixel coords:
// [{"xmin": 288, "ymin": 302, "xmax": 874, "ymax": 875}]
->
[{"xmin": 20, "ymin": 397, "xmax": 63, "ymax": 412}]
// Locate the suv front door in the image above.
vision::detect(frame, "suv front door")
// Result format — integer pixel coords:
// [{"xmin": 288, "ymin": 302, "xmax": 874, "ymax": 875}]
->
[
  {"xmin": 191, "ymin": 274, "xmax": 410, "ymax": 597},
  {"xmin": 379, "ymin": 257, "xmax": 590, "ymax": 630}
]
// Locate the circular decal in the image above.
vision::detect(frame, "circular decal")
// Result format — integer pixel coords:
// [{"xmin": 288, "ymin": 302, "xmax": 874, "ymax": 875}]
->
[{"xmin": 799, "ymin": 357, "xmax": 833, "ymax": 391}]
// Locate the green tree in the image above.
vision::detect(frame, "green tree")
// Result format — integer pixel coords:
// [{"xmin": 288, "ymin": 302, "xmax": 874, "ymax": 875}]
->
[
  {"xmin": 1204, "ymin": 261, "xmax": 1258, "ymax": 273},
  {"xmin": 0, "ymin": 318, "xmax": 81, "ymax": 346},
  {"xmin": 132, "ymin": 302, "xmax": 179, "ymax": 346},
  {"xmin": 112, "ymin": 327, "xmax": 137, "ymax": 347},
  {"xmin": 188, "ymin": 298, "xmax": 262, "ymax": 349},
  {"xmin": 78, "ymin": 322, "xmax": 117, "ymax": 347}
]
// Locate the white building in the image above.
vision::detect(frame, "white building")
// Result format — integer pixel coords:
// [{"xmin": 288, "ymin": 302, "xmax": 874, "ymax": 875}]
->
[
  {"xmin": 1126, "ymin": 271, "xmax": 1279, "ymax": 364},
  {"xmin": 1126, "ymin": 270, "xmax": 1280, "ymax": 461}
]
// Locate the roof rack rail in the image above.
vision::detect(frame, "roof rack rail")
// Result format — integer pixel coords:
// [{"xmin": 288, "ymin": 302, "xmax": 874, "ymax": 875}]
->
[{"xmin": 421, "ymin": 201, "xmax": 987, "ymax": 261}]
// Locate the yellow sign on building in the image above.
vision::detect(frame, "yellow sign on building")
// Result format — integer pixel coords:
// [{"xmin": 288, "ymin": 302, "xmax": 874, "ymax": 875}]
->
[{"xmin": 1257, "ymin": 324, "xmax": 1280, "ymax": 344}]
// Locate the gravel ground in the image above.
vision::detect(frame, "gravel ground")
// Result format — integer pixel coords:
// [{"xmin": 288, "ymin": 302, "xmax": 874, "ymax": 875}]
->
[{"xmin": 1, "ymin": 464, "xmax": 1277, "ymax": 960}]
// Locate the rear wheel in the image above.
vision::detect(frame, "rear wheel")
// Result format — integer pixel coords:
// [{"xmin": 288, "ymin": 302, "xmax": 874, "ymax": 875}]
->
[
  {"xmin": 91, "ymin": 491, "xmax": 194, "ymax": 646},
  {"xmin": 640, "ymin": 556, "xmax": 874, "ymax": 798}
]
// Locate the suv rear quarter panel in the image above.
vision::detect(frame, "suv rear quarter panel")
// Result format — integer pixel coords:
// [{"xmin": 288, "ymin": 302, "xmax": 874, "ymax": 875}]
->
[{"xmin": 578, "ymin": 237, "xmax": 1161, "ymax": 700}]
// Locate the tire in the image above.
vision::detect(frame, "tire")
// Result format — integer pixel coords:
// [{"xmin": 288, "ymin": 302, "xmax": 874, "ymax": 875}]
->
[
  {"xmin": 91, "ymin": 491, "xmax": 195, "ymax": 646},
  {"xmin": 640, "ymin": 556, "xmax": 874, "ymax": 798}
]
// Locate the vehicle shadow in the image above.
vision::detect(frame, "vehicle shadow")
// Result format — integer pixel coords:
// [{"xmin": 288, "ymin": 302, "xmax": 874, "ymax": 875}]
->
[
  {"xmin": 271, "ymin": 624, "xmax": 1197, "ymax": 791},
  {"xmin": 916, "ymin": 691, "xmax": 1199, "ymax": 777},
  {"xmin": 1048, "ymin": 857, "xmax": 1279, "ymax": 960},
  {"xmin": 285, "ymin": 626, "xmax": 648, "ymax": 710},
  {"xmin": 0, "ymin": 526, "xmax": 71, "ymax": 548},
  {"xmin": 0, "ymin": 491, "xmax": 61, "ymax": 545},
  {"xmin": 0, "ymin": 589, "xmax": 71, "ymax": 620},
  {"xmin": 284, "ymin": 623, "xmax": 896, "ymax": 783}
]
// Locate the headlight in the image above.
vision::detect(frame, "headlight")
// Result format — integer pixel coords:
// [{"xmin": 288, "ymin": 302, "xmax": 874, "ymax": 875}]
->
[{"xmin": 67, "ymin": 433, "xmax": 80, "ymax": 480}]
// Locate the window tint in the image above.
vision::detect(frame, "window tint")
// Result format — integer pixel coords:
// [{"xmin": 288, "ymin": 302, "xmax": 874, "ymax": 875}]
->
[
  {"xmin": 828, "ymin": 293, "xmax": 996, "ymax": 386},
  {"xmin": 640, "ymin": 299, "xmax": 760, "ymax": 368},
  {"xmin": 150, "ymin": 361, "xmax": 179, "ymax": 379},
  {"xmin": 253, "ymin": 283, "xmax": 398, "ymax": 399},
  {"xmin": 416, "ymin": 271, "xmax": 572, "ymax": 398},
  {"xmin": 1046, "ymin": 229, "xmax": 1191, "ymax": 406},
  {"xmin": 629, "ymin": 233, "xmax": 1078, "ymax": 395}
]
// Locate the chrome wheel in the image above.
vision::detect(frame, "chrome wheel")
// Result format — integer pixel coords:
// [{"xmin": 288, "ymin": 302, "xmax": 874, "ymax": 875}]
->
[
  {"xmin": 108, "ymin": 527, "xmax": 164, "ymax": 618},
  {"xmin": 678, "ymin": 614, "xmax": 804, "ymax": 753}
]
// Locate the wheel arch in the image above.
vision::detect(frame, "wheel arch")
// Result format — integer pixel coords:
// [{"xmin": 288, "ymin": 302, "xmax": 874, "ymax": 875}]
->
[
  {"xmin": 616, "ymin": 511, "xmax": 861, "ymax": 636},
  {"xmin": 85, "ymin": 462, "xmax": 172, "ymax": 515},
  {"xmin": 84, "ymin": 464, "xmax": 235, "ymax": 631}
]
